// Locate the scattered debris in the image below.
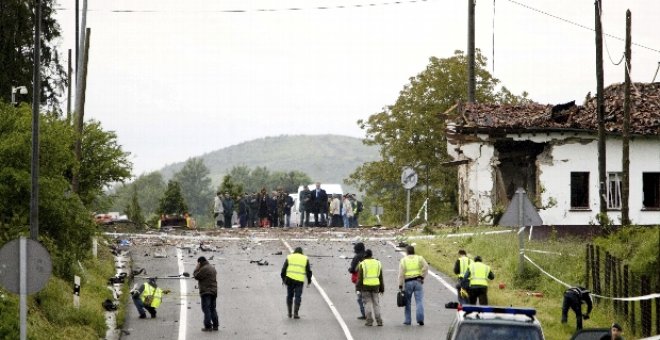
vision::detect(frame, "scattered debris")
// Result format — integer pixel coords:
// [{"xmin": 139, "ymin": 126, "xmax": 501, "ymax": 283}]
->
[
  {"xmin": 249, "ymin": 259, "xmax": 269, "ymax": 266},
  {"xmin": 272, "ymin": 251, "xmax": 283, "ymax": 255},
  {"xmin": 102, "ymin": 298, "xmax": 118, "ymax": 311}
]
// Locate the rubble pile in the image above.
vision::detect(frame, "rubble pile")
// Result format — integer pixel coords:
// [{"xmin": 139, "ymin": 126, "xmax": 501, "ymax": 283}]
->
[{"xmin": 454, "ymin": 82, "xmax": 660, "ymax": 135}]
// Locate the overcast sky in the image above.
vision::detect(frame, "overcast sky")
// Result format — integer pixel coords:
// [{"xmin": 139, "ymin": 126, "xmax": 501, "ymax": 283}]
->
[{"xmin": 53, "ymin": 0, "xmax": 660, "ymax": 176}]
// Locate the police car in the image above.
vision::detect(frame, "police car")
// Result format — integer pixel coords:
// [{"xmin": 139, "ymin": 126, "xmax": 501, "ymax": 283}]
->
[{"xmin": 445, "ymin": 305, "xmax": 545, "ymax": 340}]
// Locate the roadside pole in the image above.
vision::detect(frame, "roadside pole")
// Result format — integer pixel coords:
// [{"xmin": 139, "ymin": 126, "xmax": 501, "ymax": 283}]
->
[{"xmin": 517, "ymin": 190, "xmax": 524, "ymax": 276}]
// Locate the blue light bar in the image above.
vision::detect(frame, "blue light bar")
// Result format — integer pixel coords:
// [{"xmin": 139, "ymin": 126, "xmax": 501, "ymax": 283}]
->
[{"xmin": 461, "ymin": 305, "xmax": 537, "ymax": 317}]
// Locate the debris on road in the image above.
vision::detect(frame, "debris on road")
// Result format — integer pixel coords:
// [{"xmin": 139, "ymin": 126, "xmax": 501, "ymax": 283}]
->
[{"xmin": 249, "ymin": 259, "xmax": 269, "ymax": 266}]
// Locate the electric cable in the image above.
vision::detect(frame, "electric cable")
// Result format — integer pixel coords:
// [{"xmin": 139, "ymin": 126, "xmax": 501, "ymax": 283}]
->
[
  {"xmin": 505, "ymin": 0, "xmax": 660, "ymax": 54},
  {"xmin": 597, "ymin": 1, "xmax": 625, "ymax": 66}
]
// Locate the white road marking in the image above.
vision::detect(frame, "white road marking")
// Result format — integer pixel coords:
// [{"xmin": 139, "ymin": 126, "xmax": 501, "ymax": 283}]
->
[
  {"xmin": 176, "ymin": 248, "xmax": 188, "ymax": 340},
  {"xmin": 387, "ymin": 241, "xmax": 457, "ymax": 293},
  {"xmin": 281, "ymin": 240, "xmax": 354, "ymax": 340}
]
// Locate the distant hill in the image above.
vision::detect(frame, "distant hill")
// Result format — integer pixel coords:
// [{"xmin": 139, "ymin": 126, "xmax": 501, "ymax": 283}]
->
[{"xmin": 159, "ymin": 135, "xmax": 380, "ymax": 191}]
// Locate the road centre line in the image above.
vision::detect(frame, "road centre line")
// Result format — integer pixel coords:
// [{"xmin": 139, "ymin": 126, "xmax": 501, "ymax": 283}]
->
[
  {"xmin": 387, "ymin": 241, "xmax": 457, "ymax": 294},
  {"xmin": 176, "ymin": 248, "xmax": 188, "ymax": 340},
  {"xmin": 281, "ymin": 240, "xmax": 354, "ymax": 340}
]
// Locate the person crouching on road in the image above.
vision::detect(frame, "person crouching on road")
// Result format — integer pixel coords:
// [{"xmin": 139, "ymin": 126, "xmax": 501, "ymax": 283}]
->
[
  {"xmin": 131, "ymin": 277, "xmax": 163, "ymax": 319},
  {"xmin": 398, "ymin": 245, "xmax": 429, "ymax": 326},
  {"xmin": 561, "ymin": 286, "xmax": 593, "ymax": 331},
  {"xmin": 194, "ymin": 256, "xmax": 219, "ymax": 332},
  {"xmin": 348, "ymin": 242, "xmax": 367, "ymax": 320},
  {"xmin": 357, "ymin": 249, "xmax": 384, "ymax": 326},
  {"xmin": 281, "ymin": 247, "xmax": 312, "ymax": 319},
  {"xmin": 464, "ymin": 255, "xmax": 495, "ymax": 305}
]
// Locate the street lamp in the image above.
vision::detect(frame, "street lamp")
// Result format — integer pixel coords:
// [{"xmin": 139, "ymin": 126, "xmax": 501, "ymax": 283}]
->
[{"xmin": 11, "ymin": 86, "xmax": 28, "ymax": 106}]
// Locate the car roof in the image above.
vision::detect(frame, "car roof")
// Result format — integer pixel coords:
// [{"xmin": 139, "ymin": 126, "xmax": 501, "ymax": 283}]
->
[{"xmin": 458, "ymin": 311, "xmax": 542, "ymax": 325}]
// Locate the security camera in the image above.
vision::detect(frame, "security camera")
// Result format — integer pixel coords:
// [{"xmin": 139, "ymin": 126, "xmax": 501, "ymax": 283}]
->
[{"xmin": 11, "ymin": 86, "xmax": 28, "ymax": 95}]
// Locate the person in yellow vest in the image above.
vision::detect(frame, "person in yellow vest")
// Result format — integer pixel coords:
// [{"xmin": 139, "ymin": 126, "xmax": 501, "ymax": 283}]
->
[
  {"xmin": 280, "ymin": 247, "xmax": 312, "ymax": 319},
  {"xmin": 463, "ymin": 255, "xmax": 495, "ymax": 305},
  {"xmin": 130, "ymin": 277, "xmax": 163, "ymax": 319},
  {"xmin": 453, "ymin": 249, "xmax": 472, "ymax": 304},
  {"xmin": 356, "ymin": 249, "xmax": 385, "ymax": 326},
  {"xmin": 397, "ymin": 245, "xmax": 429, "ymax": 326}
]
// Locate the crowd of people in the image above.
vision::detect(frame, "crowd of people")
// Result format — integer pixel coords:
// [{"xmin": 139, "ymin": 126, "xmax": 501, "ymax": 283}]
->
[{"xmin": 212, "ymin": 182, "xmax": 363, "ymax": 228}]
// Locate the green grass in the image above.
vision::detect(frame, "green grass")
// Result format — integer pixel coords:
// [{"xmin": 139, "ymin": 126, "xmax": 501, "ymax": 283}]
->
[
  {"xmin": 0, "ymin": 241, "xmax": 122, "ymax": 339},
  {"xmin": 411, "ymin": 226, "xmax": 648, "ymax": 340}
]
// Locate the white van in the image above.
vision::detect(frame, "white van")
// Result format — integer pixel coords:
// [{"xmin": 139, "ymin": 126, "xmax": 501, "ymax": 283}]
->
[{"xmin": 290, "ymin": 184, "xmax": 343, "ymax": 226}]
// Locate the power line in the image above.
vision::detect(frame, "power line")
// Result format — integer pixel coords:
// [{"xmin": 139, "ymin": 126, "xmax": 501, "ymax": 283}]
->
[
  {"xmin": 597, "ymin": 1, "xmax": 625, "ymax": 66},
  {"xmin": 54, "ymin": 0, "xmax": 438, "ymax": 13},
  {"xmin": 505, "ymin": 0, "xmax": 660, "ymax": 54}
]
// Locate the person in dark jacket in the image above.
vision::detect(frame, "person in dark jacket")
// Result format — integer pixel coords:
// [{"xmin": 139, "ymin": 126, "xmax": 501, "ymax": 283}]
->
[
  {"xmin": 258, "ymin": 189, "xmax": 270, "ymax": 227},
  {"xmin": 348, "ymin": 242, "xmax": 367, "ymax": 319},
  {"xmin": 248, "ymin": 192, "xmax": 259, "ymax": 227},
  {"xmin": 283, "ymin": 191, "xmax": 294, "ymax": 227},
  {"xmin": 268, "ymin": 191, "xmax": 279, "ymax": 227},
  {"xmin": 238, "ymin": 194, "xmax": 248, "ymax": 228},
  {"xmin": 561, "ymin": 286, "xmax": 593, "ymax": 331},
  {"xmin": 356, "ymin": 249, "xmax": 385, "ymax": 326},
  {"xmin": 222, "ymin": 193, "xmax": 234, "ymax": 228},
  {"xmin": 311, "ymin": 182, "xmax": 327, "ymax": 226},
  {"xmin": 280, "ymin": 247, "xmax": 312, "ymax": 319},
  {"xmin": 299, "ymin": 185, "xmax": 312, "ymax": 227},
  {"xmin": 193, "ymin": 256, "xmax": 219, "ymax": 332}
]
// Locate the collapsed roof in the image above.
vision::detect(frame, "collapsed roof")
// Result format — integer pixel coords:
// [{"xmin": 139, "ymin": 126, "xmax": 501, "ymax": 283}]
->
[{"xmin": 449, "ymin": 82, "xmax": 660, "ymax": 136}]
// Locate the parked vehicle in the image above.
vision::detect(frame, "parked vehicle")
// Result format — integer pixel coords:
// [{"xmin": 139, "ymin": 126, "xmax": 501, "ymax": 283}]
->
[{"xmin": 445, "ymin": 305, "xmax": 544, "ymax": 340}]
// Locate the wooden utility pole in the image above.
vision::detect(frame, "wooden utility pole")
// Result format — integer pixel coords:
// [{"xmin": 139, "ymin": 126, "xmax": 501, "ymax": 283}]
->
[
  {"xmin": 30, "ymin": 0, "xmax": 42, "ymax": 242},
  {"xmin": 622, "ymin": 10, "xmax": 631, "ymax": 226},
  {"xmin": 467, "ymin": 0, "xmax": 476, "ymax": 103},
  {"xmin": 75, "ymin": 0, "xmax": 79, "ymax": 75},
  {"xmin": 67, "ymin": 49, "xmax": 72, "ymax": 123},
  {"xmin": 595, "ymin": 0, "xmax": 607, "ymax": 217},
  {"xmin": 72, "ymin": 28, "xmax": 91, "ymax": 193}
]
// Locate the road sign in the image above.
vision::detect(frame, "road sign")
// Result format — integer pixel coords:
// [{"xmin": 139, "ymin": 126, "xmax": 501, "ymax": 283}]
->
[
  {"xmin": 401, "ymin": 167, "xmax": 418, "ymax": 189},
  {"xmin": 0, "ymin": 238, "xmax": 52, "ymax": 294},
  {"xmin": 498, "ymin": 188, "xmax": 543, "ymax": 227}
]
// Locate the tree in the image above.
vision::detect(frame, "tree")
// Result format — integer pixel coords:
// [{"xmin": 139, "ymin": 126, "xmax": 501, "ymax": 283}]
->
[
  {"xmin": 269, "ymin": 170, "xmax": 312, "ymax": 192},
  {"xmin": 172, "ymin": 158, "xmax": 212, "ymax": 216},
  {"xmin": 158, "ymin": 180, "xmax": 188, "ymax": 215},
  {"xmin": 348, "ymin": 50, "xmax": 528, "ymax": 224},
  {"xmin": 218, "ymin": 175, "xmax": 243, "ymax": 198},
  {"xmin": 125, "ymin": 187, "xmax": 144, "ymax": 226},
  {"xmin": 0, "ymin": 0, "xmax": 65, "ymax": 109},
  {"xmin": 110, "ymin": 171, "xmax": 166, "ymax": 218},
  {"xmin": 78, "ymin": 120, "xmax": 132, "ymax": 207}
]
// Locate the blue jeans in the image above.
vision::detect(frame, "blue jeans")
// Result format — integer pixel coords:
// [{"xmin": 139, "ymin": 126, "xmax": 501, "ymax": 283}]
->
[
  {"xmin": 342, "ymin": 215, "xmax": 350, "ymax": 228},
  {"xmin": 404, "ymin": 279, "xmax": 424, "ymax": 324},
  {"xmin": 285, "ymin": 213, "xmax": 291, "ymax": 227},
  {"xmin": 357, "ymin": 291, "xmax": 365, "ymax": 317},
  {"xmin": 132, "ymin": 294, "xmax": 156, "ymax": 317},
  {"xmin": 201, "ymin": 294, "xmax": 219, "ymax": 329},
  {"xmin": 286, "ymin": 281, "xmax": 304, "ymax": 305}
]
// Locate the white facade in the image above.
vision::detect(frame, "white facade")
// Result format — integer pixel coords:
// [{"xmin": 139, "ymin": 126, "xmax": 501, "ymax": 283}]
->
[{"xmin": 449, "ymin": 131, "xmax": 660, "ymax": 225}]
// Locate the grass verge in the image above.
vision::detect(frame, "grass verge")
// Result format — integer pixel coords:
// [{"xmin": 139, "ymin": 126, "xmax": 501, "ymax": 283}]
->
[{"xmin": 412, "ymin": 226, "xmax": 648, "ymax": 340}]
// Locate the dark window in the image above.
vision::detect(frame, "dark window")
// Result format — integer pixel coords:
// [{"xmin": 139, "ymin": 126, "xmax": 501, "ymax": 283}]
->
[
  {"xmin": 642, "ymin": 173, "xmax": 660, "ymax": 209},
  {"xmin": 607, "ymin": 173, "xmax": 622, "ymax": 209},
  {"xmin": 571, "ymin": 172, "xmax": 590, "ymax": 209}
]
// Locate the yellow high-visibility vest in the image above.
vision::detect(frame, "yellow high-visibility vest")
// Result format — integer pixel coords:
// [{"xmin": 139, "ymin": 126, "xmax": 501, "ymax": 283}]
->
[
  {"xmin": 141, "ymin": 283, "xmax": 163, "ymax": 308},
  {"xmin": 457, "ymin": 257, "xmax": 472, "ymax": 278},
  {"xmin": 360, "ymin": 258, "xmax": 381, "ymax": 286},
  {"xmin": 402, "ymin": 255, "xmax": 422, "ymax": 278},
  {"xmin": 286, "ymin": 253, "xmax": 308, "ymax": 282},
  {"xmin": 469, "ymin": 262, "xmax": 490, "ymax": 287}
]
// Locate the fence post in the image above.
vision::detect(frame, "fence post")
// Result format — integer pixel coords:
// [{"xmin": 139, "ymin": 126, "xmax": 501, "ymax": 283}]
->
[
  {"xmin": 613, "ymin": 257, "xmax": 619, "ymax": 313},
  {"xmin": 623, "ymin": 264, "xmax": 629, "ymax": 318},
  {"xmin": 604, "ymin": 252, "xmax": 610, "ymax": 299},
  {"xmin": 641, "ymin": 275, "xmax": 651, "ymax": 337},
  {"xmin": 595, "ymin": 246, "xmax": 601, "ymax": 296},
  {"xmin": 585, "ymin": 244, "xmax": 591, "ymax": 289}
]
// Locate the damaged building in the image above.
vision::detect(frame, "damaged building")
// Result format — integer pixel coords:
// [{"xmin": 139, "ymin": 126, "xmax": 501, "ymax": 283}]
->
[{"xmin": 446, "ymin": 82, "xmax": 660, "ymax": 226}]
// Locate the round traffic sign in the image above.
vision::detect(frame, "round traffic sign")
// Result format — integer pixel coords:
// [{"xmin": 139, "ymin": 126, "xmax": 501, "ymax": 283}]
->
[
  {"xmin": 0, "ymin": 238, "xmax": 52, "ymax": 294},
  {"xmin": 401, "ymin": 167, "xmax": 418, "ymax": 189}
]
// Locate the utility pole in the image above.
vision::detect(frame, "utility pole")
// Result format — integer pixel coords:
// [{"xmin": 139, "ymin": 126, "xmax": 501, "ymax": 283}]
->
[
  {"xmin": 67, "ymin": 49, "xmax": 72, "ymax": 123},
  {"xmin": 595, "ymin": 0, "xmax": 607, "ymax": 217},
  {"xmin": 30, "ymin": 0, "xmax": 43, "ymax": 242},
  {"xmin": 72, "ymin": 28, "xmax": 91, "ymax": 194},
  {"xmin": 75, "ymin": 0, "xmax": 79, "ymax": 75},
  {"xmin": 467, "ymin": 0, "xmax": 476, "ymax": 103},
  {"xmin": 622, "ymin": 10, "xmax": 631, "ymax": 226}
]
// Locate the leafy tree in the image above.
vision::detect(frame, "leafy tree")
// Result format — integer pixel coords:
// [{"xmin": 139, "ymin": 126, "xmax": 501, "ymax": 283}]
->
[
  {"xmin": 268, "ymin": 170, "xmax": 311, "ymax": 192},
  {"xmin": 348, "ymin": 50, "xmax": 528, "ymax": 225},
  {"xmin": 173, "ymin": 158, "xmax": 212, "ymax": 216},
  {"xmin": 125, "ymin": 187, "xmax": 144, "ymax": 226},
  {"xmin": 249, "ymin": 166, "xmax": 270, "ymax": 191},
  {"xmin": 218, "ymin": 175, "xmax": 243, "ymax": 198},
  {"xmin": 0, "ymin": 103, "xmax": 96, "ymax": 278},
  {"xmin": 110, "ymin": 171, "xmax": 166, "ymax": 218},
  {"xmin": 78, "ymin": 120, "xmax": 132, "ymax": 207},
  {"xmin": 158, "ymin": 180, "xmax": 187, "ymax": 215},
  {"xmin": 0, "ymin": 0, "xmax": 65, "ymax": 109}
]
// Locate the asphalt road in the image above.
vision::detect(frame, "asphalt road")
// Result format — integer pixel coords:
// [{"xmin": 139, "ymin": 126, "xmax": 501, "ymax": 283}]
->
[{"xmin": 120, "ymin": 230, "xmax": 458, "ymax": 340}]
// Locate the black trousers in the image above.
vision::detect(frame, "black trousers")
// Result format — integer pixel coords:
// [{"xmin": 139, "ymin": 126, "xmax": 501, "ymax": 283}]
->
[
  {"xmin": 469, "ymin": 286, "xmax": 488, "ymax": 305},
  {"xmin": 561, "ymin": 292, "xmax": 583, "ymax": 330}
]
